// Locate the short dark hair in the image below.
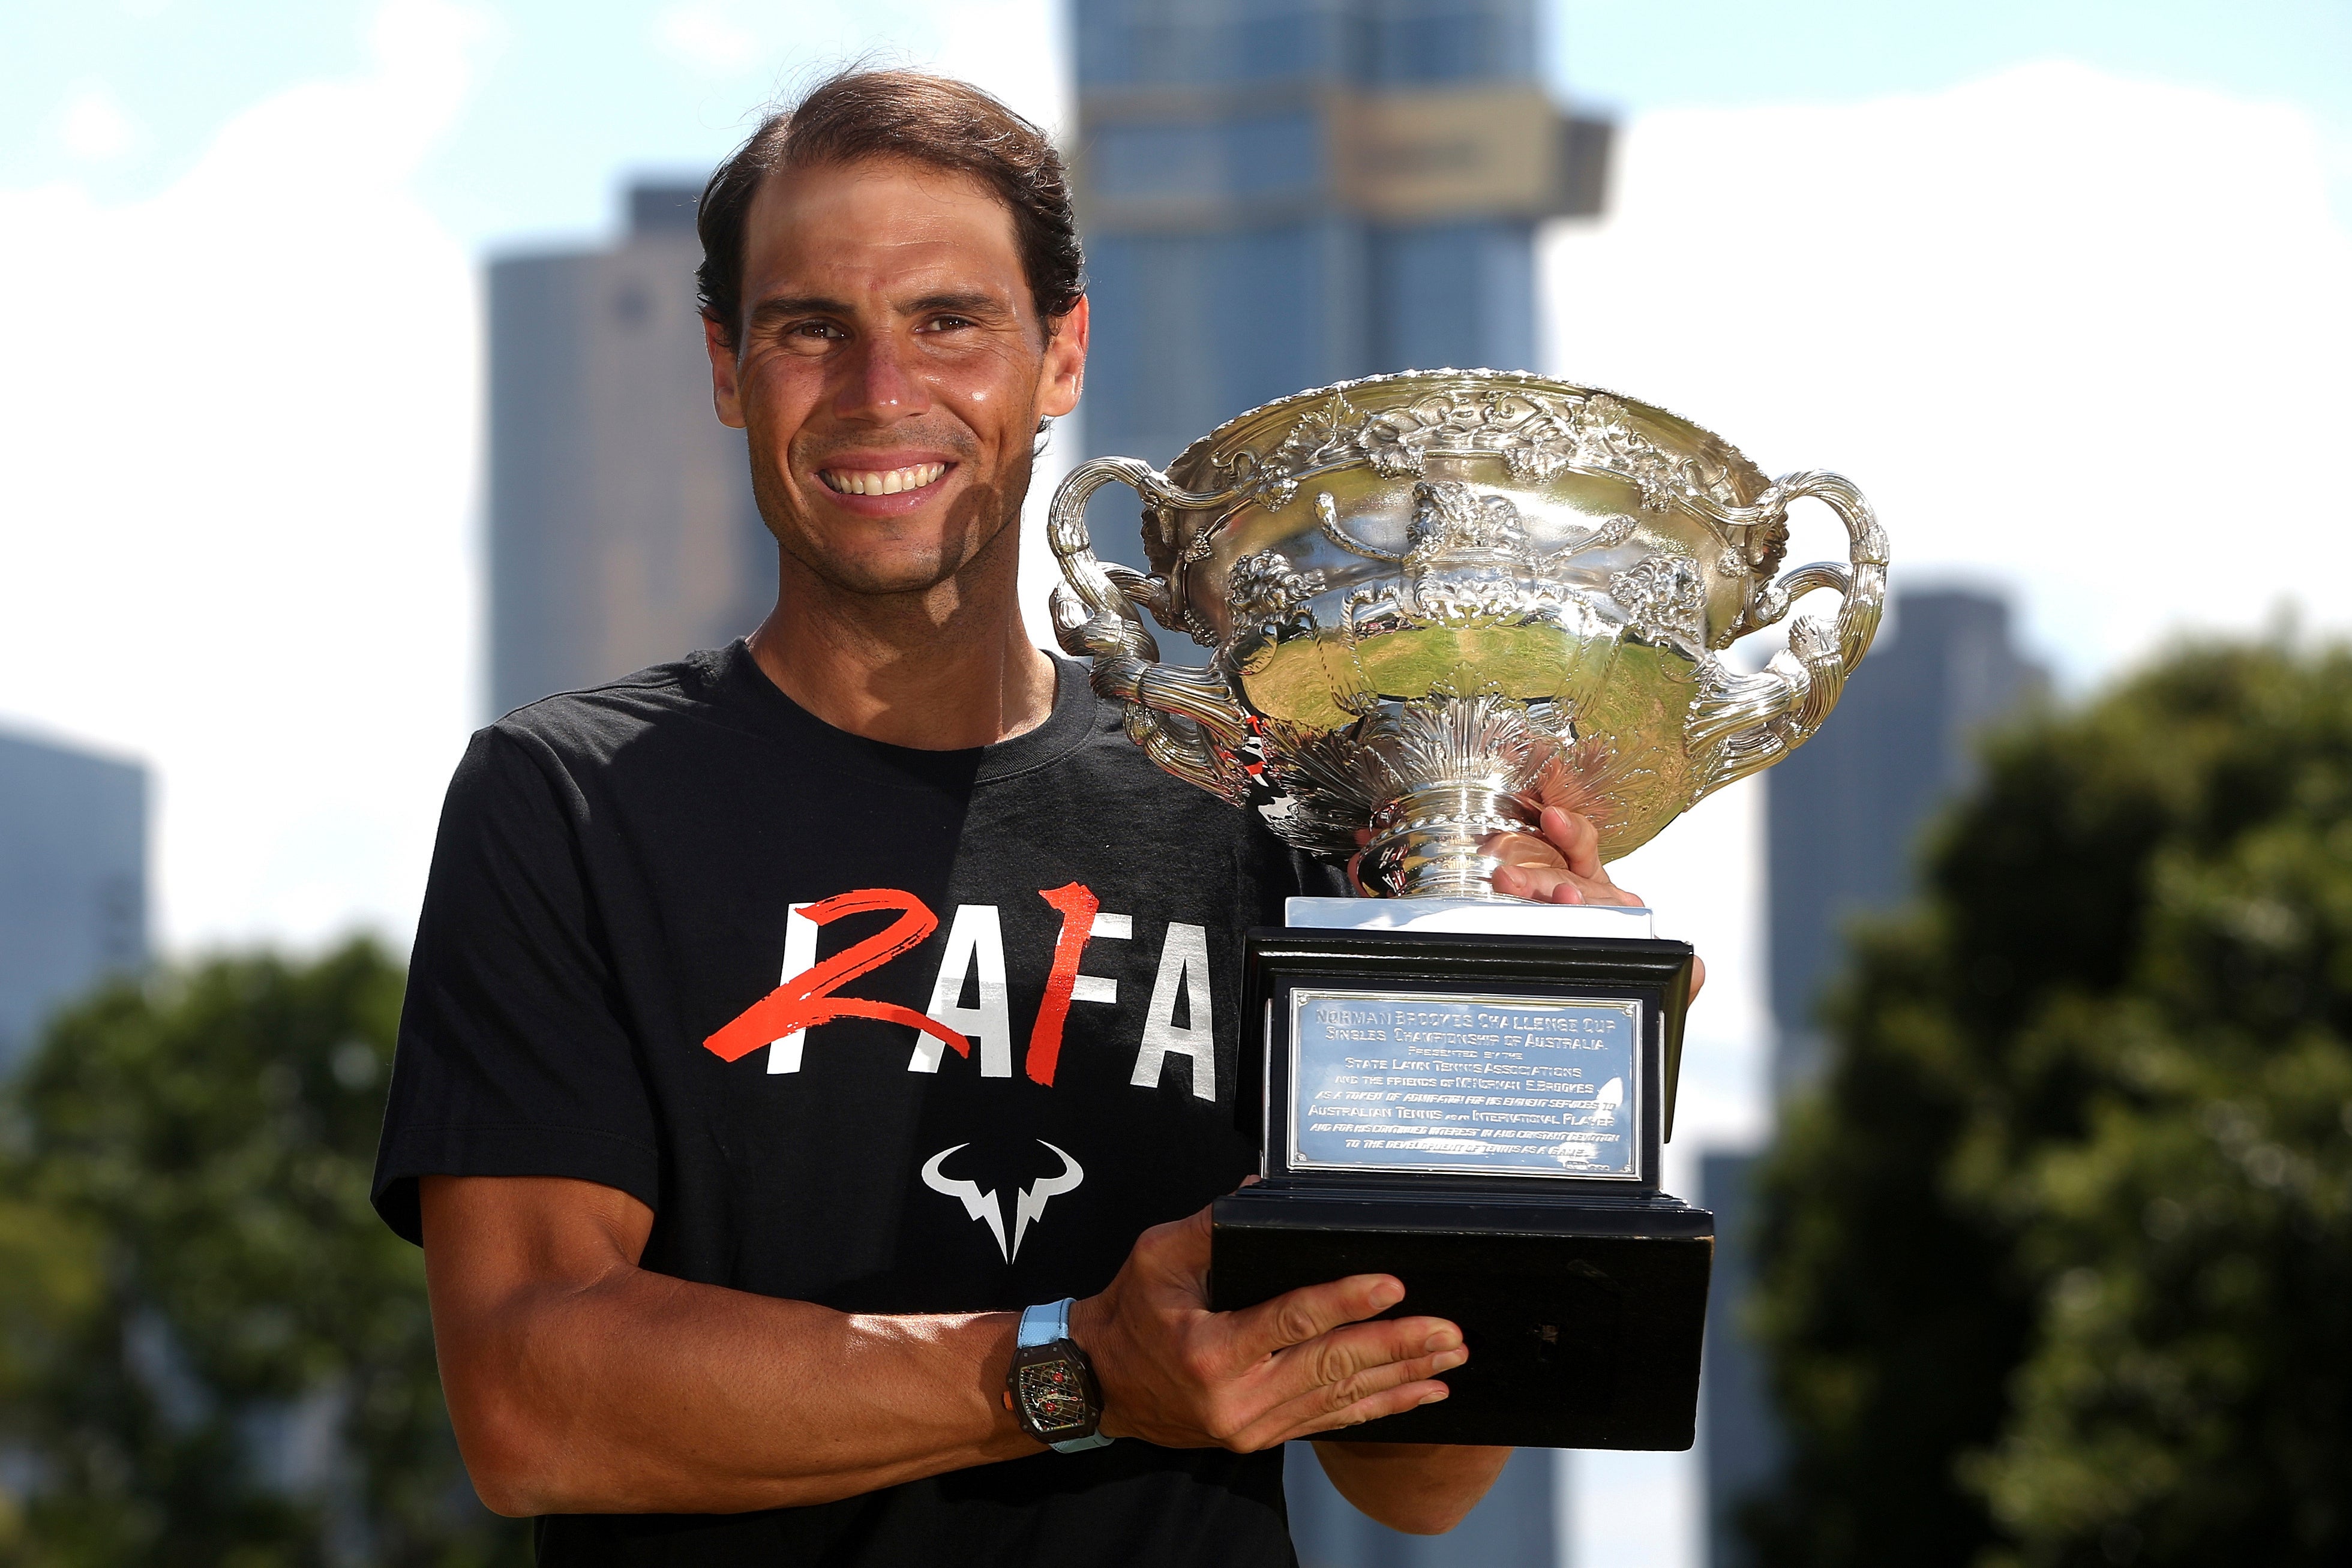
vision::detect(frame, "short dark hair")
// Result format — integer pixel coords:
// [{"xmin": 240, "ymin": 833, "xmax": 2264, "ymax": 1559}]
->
[{"xmin": 696, "ymin": 70, "xmax": 1085, "ymax": 349}]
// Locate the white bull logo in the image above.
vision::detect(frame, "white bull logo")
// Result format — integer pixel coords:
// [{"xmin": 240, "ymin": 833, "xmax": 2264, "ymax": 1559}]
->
[{"xmin": 920, "ymin": 1140, "xmax": 1085, "ymax": 1263}]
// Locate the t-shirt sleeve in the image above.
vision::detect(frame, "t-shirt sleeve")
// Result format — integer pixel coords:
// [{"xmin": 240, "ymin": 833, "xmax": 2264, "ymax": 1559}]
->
[{"xmin": 371, "ymin": 726, "xmax": 659, "ymax": 1245}]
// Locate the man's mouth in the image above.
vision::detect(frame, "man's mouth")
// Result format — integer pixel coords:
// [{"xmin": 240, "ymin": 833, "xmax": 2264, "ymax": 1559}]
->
[{"xmin": 820, "ymin": 462, "xmax": 947, "ymax": 497}]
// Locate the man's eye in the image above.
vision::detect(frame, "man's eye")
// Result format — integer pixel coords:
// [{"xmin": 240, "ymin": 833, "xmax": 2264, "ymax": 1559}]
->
[
  {"xmin": 925, "ymin": 315, "xmax": 978, "ymax": 332},
  {"xmin": 785, "ymin": 320, "xmax": 845, "ymax": 344}
]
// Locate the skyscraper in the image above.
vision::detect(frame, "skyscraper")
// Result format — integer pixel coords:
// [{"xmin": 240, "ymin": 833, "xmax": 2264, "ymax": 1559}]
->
[
  {"xmin": 0, "ymin": 725, "xmax": 147, "ymax": 1071},
  {"xmin": 1073, "ymin": 0, "xmax": 1609, "ymax": 521},
  {"xmin": 486, "ymin": 182, "xmax": 776, "ymax": 719},
  {"xmin": 1701, "ymin": 588, "xmax": 2045, "ymax": 1567},
  {"xmin": 1765, "ymin": 590, "xmax": 2048, "ymax": 1088}
]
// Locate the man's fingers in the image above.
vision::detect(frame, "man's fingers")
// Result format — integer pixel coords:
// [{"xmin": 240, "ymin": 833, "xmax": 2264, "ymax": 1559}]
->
[
  {"xmin": 1268, "ymin": 1378, "xmax": 1453, "ymax": 1445},
  {"xmin": 1492, "ymin": 863, "xmax": 1638, "ymax": 908},
  {"xmin": 1539, "ymin": 806, "xmax": 1605, "ymax": 879},
  {"xmin": 1261, "ymin": 1315, "xmax": 1458, "ymax": 1400},
  {"xmin": 1226, "ymin": 1275, "xmax": 1406, "ymax": 1362},
  {"xmin": 1486, "ymin": 808, "xmax": 1642, "ymax": 908},
  {"xmin": 1240, "ymin": 1333, "xmax": 1470, "ymax": 1447}
]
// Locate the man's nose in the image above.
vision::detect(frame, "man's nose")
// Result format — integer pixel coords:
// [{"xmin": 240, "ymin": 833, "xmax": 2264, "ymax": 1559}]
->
[{"xmin": 833, "ymin": 332, "xmax": 930, "ymax": 423}]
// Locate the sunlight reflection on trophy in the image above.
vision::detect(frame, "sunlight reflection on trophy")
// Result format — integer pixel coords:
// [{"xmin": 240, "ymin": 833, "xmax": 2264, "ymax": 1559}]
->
[
  {"xmin": 1048, "ymin": 368, "xmax": 1887, "ymax": 900},
  {"xmin": 1048, "ymin": 370, "xmax": 1888, "ymax": 1450}
]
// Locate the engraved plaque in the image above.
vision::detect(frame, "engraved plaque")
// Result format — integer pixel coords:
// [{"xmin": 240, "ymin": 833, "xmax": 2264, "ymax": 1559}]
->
[{"xmin": 1288, "ymin": 987, "xmax": 1642, "ymax": 1180}]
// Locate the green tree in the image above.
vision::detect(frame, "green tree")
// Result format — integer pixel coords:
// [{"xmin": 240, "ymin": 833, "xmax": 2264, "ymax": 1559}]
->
[
  {"xmin": 1746, "ymin": 638, "xmax": 2352, "ymax": 1567},
  {"xmin": 0, "ymin": 940, "xmax": 527, "ymax": 1567}
]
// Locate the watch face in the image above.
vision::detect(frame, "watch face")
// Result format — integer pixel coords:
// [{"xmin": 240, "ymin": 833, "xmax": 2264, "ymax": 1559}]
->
[{"xmin": 1016, "ymin": 1357, "xmax": 1091, "ymax": 1433}]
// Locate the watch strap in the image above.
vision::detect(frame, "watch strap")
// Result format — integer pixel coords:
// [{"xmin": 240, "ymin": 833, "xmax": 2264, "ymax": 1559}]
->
[
  {"xmin": 1016, "ymin": 1299, "xmax": 1075, "ymax": 1350},
  {"xmin": 1013, "ymin": 1298, "xmax": 1112, "ymax": 1452}
]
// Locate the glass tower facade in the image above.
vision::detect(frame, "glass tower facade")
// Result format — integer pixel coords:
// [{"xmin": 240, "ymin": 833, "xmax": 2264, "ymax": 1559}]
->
[
  {"xmin": 486, "ymin": 184, "xmax": 776, "ymax": 719},
  {"xmin": 1074, "ymin": 0, "xmax": 1607, "ymax": 504},
  {"xmin": 0, "ymin": 726, "xmax": 147, "ymax": 1071}
]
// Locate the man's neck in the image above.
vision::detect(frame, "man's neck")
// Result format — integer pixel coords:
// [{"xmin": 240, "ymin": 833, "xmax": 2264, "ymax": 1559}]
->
[{"xmin": 745, "ymin": 551, "xmax": 1058, "ymax": 752}]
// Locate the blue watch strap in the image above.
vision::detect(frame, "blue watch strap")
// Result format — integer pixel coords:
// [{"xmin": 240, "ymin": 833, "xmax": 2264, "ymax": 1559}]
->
[
  {"xmin": 1015, "ymin": 1298, "xmax": 1072, "ymax": 1350},
  {"xmin": 1017, "ymin": 1299, "xmax": 1113, "ymax": 1452}
]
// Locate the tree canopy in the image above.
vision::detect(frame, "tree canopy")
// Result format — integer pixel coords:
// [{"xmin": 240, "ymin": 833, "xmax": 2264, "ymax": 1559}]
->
[
  {"xmin": 0, "ymin": 939, "xmax": 526, "ymax": 1567},
  {"xmin": 1747, "ymin": 639, "xmax": 2352, "ymax": 1566}
]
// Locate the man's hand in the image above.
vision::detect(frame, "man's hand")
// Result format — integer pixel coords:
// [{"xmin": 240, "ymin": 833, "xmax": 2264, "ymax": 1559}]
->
[
  {"xmin": 1352, "ymin": 805, "xmax": 1707, "ymax": 1001},
  {"xmin": 1070, "ymin": 1204, "xmax": 1463, "ymax": 1450},
  {"xmin": 1488, "ymin": 805, "xmax": 1708, "ymax": 1004},
  {"xmin": 1486, "ymin": 804, "xmax": 1637, "ymax": 908}
]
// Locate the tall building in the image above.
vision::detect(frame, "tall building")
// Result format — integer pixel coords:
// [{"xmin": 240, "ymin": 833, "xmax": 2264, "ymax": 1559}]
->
[
  {"xmin": 487, "ymin": 182, "xmax": 776, "ymax": 719},
  {"xmin": 1701, "ymin": 588, "xmax": 2045, "ymax": 1567},
  {"xmin": 1072, "ymin": 0, "xmax": 1610, "ymax": 524},
  {"xmin": 1765, "ymin": 590, "xmax": 2048, "ymax": 1088},
  {"xmin": 0, "ymin": 726, "xmax": 147, "ymax": 1071}
]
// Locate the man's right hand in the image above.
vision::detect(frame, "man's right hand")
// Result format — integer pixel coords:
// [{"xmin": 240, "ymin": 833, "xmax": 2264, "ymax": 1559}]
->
[{"xmin": 1069, "ymin": 1202, "xmax": 1465, "ymax": 1451}]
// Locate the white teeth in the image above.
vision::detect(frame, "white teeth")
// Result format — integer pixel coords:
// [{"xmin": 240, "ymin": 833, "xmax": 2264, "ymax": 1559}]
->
[{"xmin": 824, "ymin": 462, "xmax": 945, "ymax": 496}]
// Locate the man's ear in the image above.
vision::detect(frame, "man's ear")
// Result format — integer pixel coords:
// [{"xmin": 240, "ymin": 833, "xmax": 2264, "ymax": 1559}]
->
[
  {"xmin": 704, "ymin": 314, "xmax": 747, "ymax": 429},
  {"xmin": 1037, "ymin": 295, "xmax": 1088, "ymax": 421}
]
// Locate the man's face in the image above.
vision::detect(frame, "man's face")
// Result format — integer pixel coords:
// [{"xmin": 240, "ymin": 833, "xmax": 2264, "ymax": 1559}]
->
[{"xmin": 706, "ymin": 155, "xmax": 1087, "ymax": 599}]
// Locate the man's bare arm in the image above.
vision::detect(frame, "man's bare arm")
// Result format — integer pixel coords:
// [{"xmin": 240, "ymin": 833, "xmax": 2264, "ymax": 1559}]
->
[
  {"xmin": 422, "ymin": 1175, "xmax": 1028, "ymax": 1515},
  {"xmin": 421, "ymin": 1175, "xmax": 1470, "ymax": 1516},
  {"xmin": 1312, "ymin": 1441, "xmax": 1513, "ymax": 1534}
]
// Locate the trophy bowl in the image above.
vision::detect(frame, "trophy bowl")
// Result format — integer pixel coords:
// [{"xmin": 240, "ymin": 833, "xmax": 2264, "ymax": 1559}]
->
[{"xmin": 1048, "ymin": 369, "xmax": 1887, "ymax": 897}]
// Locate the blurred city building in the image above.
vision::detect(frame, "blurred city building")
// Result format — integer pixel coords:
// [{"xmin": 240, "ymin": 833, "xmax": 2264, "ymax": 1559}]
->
[
  {"xmin": 1285, "ymin": 1444, "xmax": 1556, "ymax": 1568},
  {"xmin": 485, "ymin": 181, "xmax": 775, "ymax": 719},
  {"xmin": 1702, "ymin": 587, "xmax": 2046, "ymax": 1567},
  {"xmin": 0, "ymin": 725, "xmax": 147, "ymax": 1070},
  {"xmin": 1072, "ymin": 0, "xmax": 1610, "ymax": 537}
]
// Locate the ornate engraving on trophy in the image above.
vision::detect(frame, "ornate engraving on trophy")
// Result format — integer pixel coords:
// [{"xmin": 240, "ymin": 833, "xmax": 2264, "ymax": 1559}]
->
[{"xmin": 1046, "ymin": 369, "xmax": 1888, "ymax": 897}]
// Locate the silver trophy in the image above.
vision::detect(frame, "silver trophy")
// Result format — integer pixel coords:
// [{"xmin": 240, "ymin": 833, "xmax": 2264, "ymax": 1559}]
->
[
  {"xmin": 1048, "ymin": 370, "xmax": 1888, "ymax": 1449},
  {"xmin": 1048, "ymin": 368, "xmax": 1886, "ymax": 898}
]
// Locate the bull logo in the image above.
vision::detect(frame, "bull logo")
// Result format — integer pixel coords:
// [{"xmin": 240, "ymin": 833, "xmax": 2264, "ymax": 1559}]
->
[{"xmin": 920, "ymin": 1140, "xmax": 1085, "ymax": 1263}]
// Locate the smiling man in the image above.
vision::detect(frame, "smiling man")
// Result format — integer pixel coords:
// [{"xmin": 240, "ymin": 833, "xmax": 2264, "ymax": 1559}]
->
[{"xmin": 373, "ymin": 70, "xmax": 1644, "ymax": 1567}]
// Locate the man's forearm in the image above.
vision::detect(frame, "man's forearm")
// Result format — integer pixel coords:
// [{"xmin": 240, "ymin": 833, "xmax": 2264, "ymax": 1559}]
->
[
  {"xmin": 1312, "ymin": 1441, "xmax": 1512, "ymax": 1535},
  {"xmin": 425, "ymin": 1177, "xmax": 1036, "ymax": 1515}
]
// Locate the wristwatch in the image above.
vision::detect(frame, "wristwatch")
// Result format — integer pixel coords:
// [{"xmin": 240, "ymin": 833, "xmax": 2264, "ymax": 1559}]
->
[{"xmin": 1003, "ymin": 1298, "xmax": 1112, "ymax": 1452}]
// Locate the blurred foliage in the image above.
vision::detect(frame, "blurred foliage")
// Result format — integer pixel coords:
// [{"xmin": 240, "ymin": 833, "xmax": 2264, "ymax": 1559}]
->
[
  {"xmin": 0, "ymin": 940, "xmax": 527, "ymax": 1567},
  {"xmin": 1747, "ymin": 639, "xmax": 2352, "ymax": 1567}
]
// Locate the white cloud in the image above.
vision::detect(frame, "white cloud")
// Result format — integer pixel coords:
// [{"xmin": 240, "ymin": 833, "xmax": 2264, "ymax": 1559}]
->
[
  {"xmin": 652, "ymin": 1, "xmax": 764, "ymax": 77},
  {"xmin": 0, "ymin": 0, "xmax": 493, "ymax": 954},
  {"xmin": 1543, "ymin": 60, "xmax": 2352, "ymax": 687},
  {"xmin": 1547, "ymin": 63, "xmax": 2352, "ymax": 1568},
  {"xmin": 644, "ymin": 0, "xmax": 1067, "ymax": 136},
  {"xmin": 55, "ymin": 80, "xmax": 144, "ymax": 162}
]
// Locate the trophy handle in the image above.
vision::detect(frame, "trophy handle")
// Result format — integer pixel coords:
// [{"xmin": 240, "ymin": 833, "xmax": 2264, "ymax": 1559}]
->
[
  {"xmin": 1046, "ymin": 457, "xmax": 1258, "ymax": 804},
  {"xmin": 1685, "ymin": 471, "xmax": 1888, "ymax": 799}
]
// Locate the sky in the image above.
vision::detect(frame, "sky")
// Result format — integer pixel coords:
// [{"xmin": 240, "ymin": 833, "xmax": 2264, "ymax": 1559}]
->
[{"xmin": 4, "ymin": 5, "xmax": 2350, "ymax": 1564}]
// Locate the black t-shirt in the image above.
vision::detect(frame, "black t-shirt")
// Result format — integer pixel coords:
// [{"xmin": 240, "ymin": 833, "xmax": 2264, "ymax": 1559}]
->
[{"xmin": 373, "ymin": 642, "xmax": 1346, "ymax": 1567}]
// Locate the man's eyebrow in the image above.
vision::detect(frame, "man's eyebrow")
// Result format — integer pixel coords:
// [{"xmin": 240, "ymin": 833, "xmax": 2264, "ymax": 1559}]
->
[
  {"xmin": 746, "ymin": 294, "xmax": 853, "ymax": 326},
  {"xmin": 904, "ymin": 291, "xmax": 1012, "ymax": 319}
]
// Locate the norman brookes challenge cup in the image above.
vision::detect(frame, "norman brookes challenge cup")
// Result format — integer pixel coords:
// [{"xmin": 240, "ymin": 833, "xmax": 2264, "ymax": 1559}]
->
[{"xmin": 1048, "ymin": 370, "xmax": 1888, "ymax": 1449}]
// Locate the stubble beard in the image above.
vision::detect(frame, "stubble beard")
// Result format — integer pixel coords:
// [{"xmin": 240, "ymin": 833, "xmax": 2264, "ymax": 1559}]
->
[{"xmin": 748, "ymin": 428, "xmax": 1033, "ymax": 607}]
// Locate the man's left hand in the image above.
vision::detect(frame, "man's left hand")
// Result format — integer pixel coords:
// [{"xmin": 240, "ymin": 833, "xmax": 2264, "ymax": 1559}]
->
[
  {"xmin": 1486, "ymin": 805, "xmax": 1635, "ymax": 908},
  {"xmin": 1486, "ymin": 806, "xmax": 1707, "ymax": 1005}
]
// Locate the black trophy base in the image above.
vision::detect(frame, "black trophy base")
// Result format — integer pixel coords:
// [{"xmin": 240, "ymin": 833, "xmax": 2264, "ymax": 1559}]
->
[{"xmin": 1211, "ymin": 1183, "xmax": 1712, "ymax": 1449}]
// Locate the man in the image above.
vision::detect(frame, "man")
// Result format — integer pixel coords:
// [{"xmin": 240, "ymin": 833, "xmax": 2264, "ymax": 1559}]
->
[{"xmin": 374, "ymin": 70, "xmax": 1670, "ymax": 1566}]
